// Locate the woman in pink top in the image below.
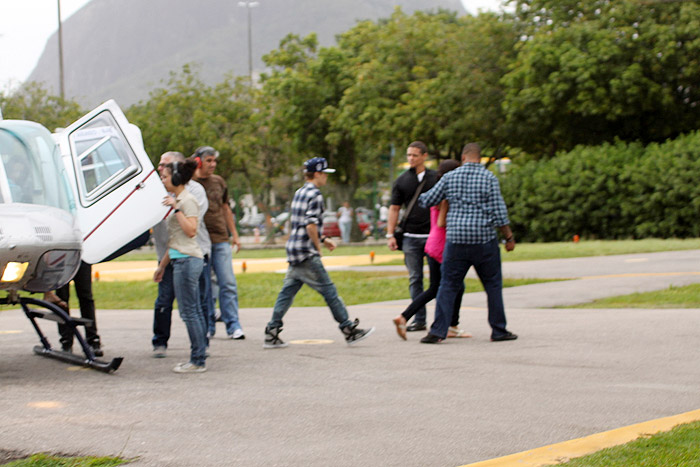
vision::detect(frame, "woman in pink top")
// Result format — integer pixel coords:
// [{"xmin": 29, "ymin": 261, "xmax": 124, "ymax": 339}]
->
[{"xmin": 392, "ymin": 160, "xmax": 471, "ymax": 340}]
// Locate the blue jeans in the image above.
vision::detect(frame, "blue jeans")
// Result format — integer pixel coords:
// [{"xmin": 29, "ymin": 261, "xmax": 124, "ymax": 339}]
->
[
  {"xmin": 401, "ymin": 255, "xmax": 463, "ymax": 326},
  {"xmin": 402, "ymin": 236, "xmax": 428, "ymax": 324},
  {"xmin": 430, "ymin": 239, "xmax": 508, "ymax": 339},
  {"xmin": 339, "ymin": 219, "xmax": 352, "ymax": 243},
  {"xmin": 210, "ymin": 242, "xmax": 241, "ymax": 335},
  {"xmin": 152, "ymin": 263, "xmax": 174, "ymax": 348},
  {"xmin": 172, "ymin": 256, "xmax": 207, "ymax": 366},
  {"xmin": 199, "ymin": 254, "xmax": 212, "ymax": 336},
  {"xmin": 268, "ymin": 255, "xmax": 352, "ymax": 330}
]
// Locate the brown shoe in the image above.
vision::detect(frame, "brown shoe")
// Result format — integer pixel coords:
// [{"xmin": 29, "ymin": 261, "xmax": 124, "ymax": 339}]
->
[{"xmin": 392, "ymin": 316, "xmax": 407, "ymax": 341}]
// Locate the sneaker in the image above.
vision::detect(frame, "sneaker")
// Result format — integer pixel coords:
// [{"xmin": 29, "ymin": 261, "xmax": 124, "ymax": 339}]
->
[
  {"xmin": 172, "ymin": 362, "xmax": 206, "ymax": 373},
  {"xmin": 230, "ymin": 328, "xmax": 245, "ymax": 340},
  {"xmin": 420, "ymin": 333, "xmax": 443, "ymax": 344},
  {"xmin": 342, "ymin": 319, "xmax": 375, "ymax": 346},
  {"xmin": 153, "ymin": 346, "xmax": 167, "ymax": 358},
  {"xmin": 491, "ymin": 331, "xmax": 518, "ymax": 342},
  {"xmin": 263, "ymin": 326, "xmax": 288, "ymax": 349},
  {"xmin": 90, "ymin": 344, "xmax": 104, "ymax": 357}
]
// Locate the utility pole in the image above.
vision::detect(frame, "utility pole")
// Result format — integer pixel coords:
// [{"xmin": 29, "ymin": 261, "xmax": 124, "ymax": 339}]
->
[
  {"xmin": 237, "ymin": 1, "xmax": 259, "ymax": 84},
  {"xmin": 57, "ymin": 0, "xmax": 65, "ymax": 99}
]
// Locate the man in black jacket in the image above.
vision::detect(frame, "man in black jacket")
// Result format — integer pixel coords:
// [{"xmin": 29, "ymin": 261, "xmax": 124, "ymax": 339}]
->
[{"xmin": 386, "ymin": 141, "xmax": 439, "ymax": 331}]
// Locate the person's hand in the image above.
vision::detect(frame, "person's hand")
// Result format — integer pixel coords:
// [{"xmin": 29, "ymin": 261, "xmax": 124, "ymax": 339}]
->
[
  {"xmin": 162, "ymin": 195, "xmax": 176, "ymax": 208},
  {"xmin": 153, "ymin": 265, "xmax": 164, "ymax": 282},
  {"xmin": 504, "ymin": 238, "xmax": 515, "ymax": 252},
  {"xmin": 230, "ymin": 237, "xmax": 241, "ymax": 254},
  {"xmin": 324, "ymin": 237, "xmax": 337, "ymax": 252},
  {"xmin": 387, "ymin": 236, "xmax": 398, "ymax": 251}
]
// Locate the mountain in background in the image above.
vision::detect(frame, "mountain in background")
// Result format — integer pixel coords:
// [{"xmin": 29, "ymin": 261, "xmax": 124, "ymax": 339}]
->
[{"xmin": 28, "ymin": 0, "xmax": 465, "ymax": 108}]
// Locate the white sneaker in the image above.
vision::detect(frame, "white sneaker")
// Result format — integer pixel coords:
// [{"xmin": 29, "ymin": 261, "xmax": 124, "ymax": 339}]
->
[
  {"xmin": 230, "ymin": 328, "xmax": 245, "ymax": 340},
  {"xmin": 172, "ymin": 362, "xmax": 206, "ymax": 374},
  {"xmin": 153, "ymin": 346, "xmax": 166, "ymax": 358}
]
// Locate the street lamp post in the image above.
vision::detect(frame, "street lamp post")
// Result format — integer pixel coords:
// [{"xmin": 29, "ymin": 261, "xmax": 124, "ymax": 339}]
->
[
  {"xmin": 57, "ymin": 0, "xmax": 65, "ymax": 99},
  {"xmin": 237, "ymin": 1, "xmax": 259, "ymax": 84}
]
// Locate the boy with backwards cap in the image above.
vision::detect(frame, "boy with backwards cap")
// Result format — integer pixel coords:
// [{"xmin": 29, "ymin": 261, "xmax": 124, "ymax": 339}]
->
[{"xmin": 264, "ymin": 157, "xmax": 375, "ymax": 348}]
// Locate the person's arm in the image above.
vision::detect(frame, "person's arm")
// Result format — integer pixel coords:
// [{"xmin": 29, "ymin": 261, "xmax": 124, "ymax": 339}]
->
[
  {"xmin": 437, "ymin": 200, "xmax": 449, "ymax": 228},
  {"xmin": 154, "ymin": 251, "xmax": 170, "ymax": 282},
  {"xmin": 499, "ymin": 225, "xmax": 515, "ymax": 252},
  {"xmin": 223, "ymin": 205, "xmax": 241, "ymax": 252},
  {"xmin": 175, "ymin": 210, "xmax": 198, "ymax": 238},
  {"xmin": 306, "ymin": 222, "xmax": 337, "ymax": 254},
  {"xmin": 386, "ymin": 204, "xmax": 401, "ymax": 251}
]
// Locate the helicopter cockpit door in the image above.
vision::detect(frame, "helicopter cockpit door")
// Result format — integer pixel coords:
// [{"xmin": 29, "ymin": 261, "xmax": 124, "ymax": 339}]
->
[{"xmin": 55, "ymin": 100, "xmax": 168, "ymax": 264}]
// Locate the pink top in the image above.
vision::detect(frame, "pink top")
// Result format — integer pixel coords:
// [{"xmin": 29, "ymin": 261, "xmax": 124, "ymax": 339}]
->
[{"xmin": 424, "ymin": 205, "xmax": 446, "ymax": 263}]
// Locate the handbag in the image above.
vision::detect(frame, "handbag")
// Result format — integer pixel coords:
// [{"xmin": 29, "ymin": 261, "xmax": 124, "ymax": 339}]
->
[{"xmin": 394, "ymin": 178, "xmax": 427, "ymax": 251}]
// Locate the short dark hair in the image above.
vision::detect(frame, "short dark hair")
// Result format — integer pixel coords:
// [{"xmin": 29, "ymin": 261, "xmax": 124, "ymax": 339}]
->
[
  {"xmin": 408, "ymin": 141, "xmax": 428, "ymax": 154},
  {"xmin": 438, "ymin": 159, "xmax": 460, "ymax": 178},
  {"xmin": 461, "ymin": 143, "xmax": 481, "ymax": 157}
]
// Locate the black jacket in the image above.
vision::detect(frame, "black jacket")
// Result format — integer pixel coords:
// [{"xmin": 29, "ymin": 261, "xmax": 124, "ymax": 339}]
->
[{"xmin": 390, "ymin": 168, "xmax": 438, "ymax": 235}]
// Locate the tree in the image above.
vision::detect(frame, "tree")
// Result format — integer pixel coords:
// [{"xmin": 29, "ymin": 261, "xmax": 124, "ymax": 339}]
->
[
  {"xmin": 0, "ymin": 82, "xmax": 83, "ymax": 130},
  {"xmin": 502, "ymin": 0, "xmax": 700, "ymax": 156}
]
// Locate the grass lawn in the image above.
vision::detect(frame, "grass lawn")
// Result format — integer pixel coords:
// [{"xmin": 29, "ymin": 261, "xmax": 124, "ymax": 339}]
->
[
  {"xmin": 571, "ymin": 283, "xmax": 700, "ymax": 309},
  {"xmin": 116, "ymin": 238, "xmax": 700, "ymax": 263},
  {"xmin": 559, "ymin": 421, "xmax": 700, "ymax": 466},
  {"xmin": 38, "ymin": 271, "xmax": 554, "ymax": 310}
]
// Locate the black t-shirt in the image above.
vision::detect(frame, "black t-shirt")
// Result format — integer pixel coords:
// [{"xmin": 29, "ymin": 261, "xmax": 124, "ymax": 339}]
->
[{"xmin": 390, "ymin": 168, "xmax": 438, "ymax": 235}]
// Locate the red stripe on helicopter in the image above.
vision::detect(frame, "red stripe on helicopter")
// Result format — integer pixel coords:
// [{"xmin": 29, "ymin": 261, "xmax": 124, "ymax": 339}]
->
[{"xmin": 83, "ymin": 169, "xmax": 157, "ymax": 241}]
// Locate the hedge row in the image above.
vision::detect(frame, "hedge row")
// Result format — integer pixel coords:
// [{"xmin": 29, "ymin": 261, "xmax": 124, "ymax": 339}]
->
[{"xmin": 500, "ymin": 131, "xmax": 700, "ymax": 242}]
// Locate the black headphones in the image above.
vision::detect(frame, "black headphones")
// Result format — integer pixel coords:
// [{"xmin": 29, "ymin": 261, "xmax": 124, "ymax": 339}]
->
[{"xmin": 171, "ymin": 161, "xmax": 183, "ymax": 186}]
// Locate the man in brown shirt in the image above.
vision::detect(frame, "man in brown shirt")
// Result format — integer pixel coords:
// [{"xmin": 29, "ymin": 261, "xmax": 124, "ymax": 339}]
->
[{"xmin": 193, "ymin": 146, "xmax": 244, "ymax": 339}]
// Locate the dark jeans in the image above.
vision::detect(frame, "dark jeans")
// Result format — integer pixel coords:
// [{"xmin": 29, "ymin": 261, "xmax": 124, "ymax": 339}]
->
[
  {"xmin": 430, "ymin": 239, "xmax": 508, "ymax": 339},
  {"xmin": 401, "ymin": 255, "xmax": 463, "ymax": 326},
  {"xmin": 57, "ymin": 261, "xmax": 100, "ymax": 347},
  {"xmin": 152, "ymin": 263, "xmax": 174, "ymax": 348},
  {"xmin": 402, "ymin": 236, "xmax": 428, "ymax": 324}
]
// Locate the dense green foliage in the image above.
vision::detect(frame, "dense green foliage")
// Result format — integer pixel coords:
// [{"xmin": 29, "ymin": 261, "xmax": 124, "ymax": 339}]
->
[{"xmin": 502, "ymin": 131, "xmax": 700, "ymax": 241}]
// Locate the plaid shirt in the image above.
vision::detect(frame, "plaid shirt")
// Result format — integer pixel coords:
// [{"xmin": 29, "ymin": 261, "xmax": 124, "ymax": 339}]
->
[
  {"xmin": 418, "ymin": 163, "xmax": 510, "ymax": 244},
  {"xmin": 286, "ymin": 182, "xmax": 324, "ymax": 265}
]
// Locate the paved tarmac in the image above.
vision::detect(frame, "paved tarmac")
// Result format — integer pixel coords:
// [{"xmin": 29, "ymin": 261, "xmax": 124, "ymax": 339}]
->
[{"xmin": 1, "ymin": 250, "xmax": 699, "ymax": 466}]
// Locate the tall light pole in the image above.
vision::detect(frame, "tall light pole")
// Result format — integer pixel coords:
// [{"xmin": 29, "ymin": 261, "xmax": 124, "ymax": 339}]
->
[
  {"xmin": 57, "ymin": 0, "xmax": 65, "ymax": 99},
  {"xmin": 237, "ymin": 1, "xmax": 259, "ymax": 84}
]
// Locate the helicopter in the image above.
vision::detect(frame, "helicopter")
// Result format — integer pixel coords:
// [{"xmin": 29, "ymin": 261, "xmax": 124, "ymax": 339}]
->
[{"xmin": 0, "ymin": 100, "xmax": 168, "ymax": 372}]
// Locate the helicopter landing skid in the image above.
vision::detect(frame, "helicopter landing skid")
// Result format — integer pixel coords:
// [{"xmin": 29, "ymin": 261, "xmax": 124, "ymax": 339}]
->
[{"xmin": 6, "ymin": 296, "xmax": 123, "ymax": 373}]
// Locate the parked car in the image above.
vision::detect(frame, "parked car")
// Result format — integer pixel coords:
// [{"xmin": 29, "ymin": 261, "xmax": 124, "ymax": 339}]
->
[{"xmin": 322, "ymin": 208, "xmax": 373, "ymax": 238}]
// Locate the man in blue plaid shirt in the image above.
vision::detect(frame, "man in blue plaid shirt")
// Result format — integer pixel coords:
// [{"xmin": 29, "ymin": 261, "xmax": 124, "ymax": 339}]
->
[
  {"xmin": 263, "ymin": 157, "xmax": 375, "ymax": 348},
  {"xmin": 417, "ymin": 143, "xmax": 518, "ymax": 344}
]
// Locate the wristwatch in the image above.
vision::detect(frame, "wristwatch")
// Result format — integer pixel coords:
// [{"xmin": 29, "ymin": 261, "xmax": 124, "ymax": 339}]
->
[{"xmin": 385, "ymin": 233, "xmax": 394, "ymax": 239}]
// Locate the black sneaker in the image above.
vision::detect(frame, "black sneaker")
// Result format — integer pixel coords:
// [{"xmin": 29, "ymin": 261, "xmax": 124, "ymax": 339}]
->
[
  {"xmin": 90, "ymin": 344, "xmax": 104, "ymax": 357},
  {"xmin": 491, "ymin": 331, "xmax": 518, "ymax": 342},
  {"xmin": 406, "ymin": 322, "xmax": 427, "ymax": 332},
  {"xmin": 342, "ymin": 319, "xmax": 375, "ymax": 346},
  {"xmin": 264, "ymin": 326, "xmax": 288, "ymax": 349},
  {"xmin": 420, "ymin": 333, "xmax": 443, "ymax": 344}
]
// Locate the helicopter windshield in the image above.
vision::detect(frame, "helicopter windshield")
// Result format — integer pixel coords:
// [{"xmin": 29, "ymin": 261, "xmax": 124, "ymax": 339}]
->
[{"xmin": 0, "ymin": 121, "xmax": 75, "ymax": 213}]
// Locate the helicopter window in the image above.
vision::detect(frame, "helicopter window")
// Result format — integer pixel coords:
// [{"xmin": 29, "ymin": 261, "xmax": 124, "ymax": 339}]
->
[
  {"xmin": 69, "ymin": 111, "xmax": 141, "ymax": 205},
  {"xmin": 0, "ymin": 124, "xmax": 73, "ymax": 212}
]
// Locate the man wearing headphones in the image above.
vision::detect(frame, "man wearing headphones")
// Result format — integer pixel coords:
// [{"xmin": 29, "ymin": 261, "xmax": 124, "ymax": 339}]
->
[
  {"xmin": 151, "ymin": 151, "xmax": 211, "ymax": 358},
  {"xmin": 193, "ymin": 146, "xmax": 244, "ymax": 340}
]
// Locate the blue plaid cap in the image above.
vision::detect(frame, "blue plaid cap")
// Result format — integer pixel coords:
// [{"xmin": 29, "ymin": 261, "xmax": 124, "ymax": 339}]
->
[{"xmin": 303, "ymin": 157, "xmax": 336, "ymax": 174}]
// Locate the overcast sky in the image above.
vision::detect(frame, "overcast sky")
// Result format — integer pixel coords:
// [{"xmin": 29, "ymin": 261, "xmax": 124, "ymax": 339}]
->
[{"xmin": 0, "ymin": 0, "xmax": 504, "ymax": 93}]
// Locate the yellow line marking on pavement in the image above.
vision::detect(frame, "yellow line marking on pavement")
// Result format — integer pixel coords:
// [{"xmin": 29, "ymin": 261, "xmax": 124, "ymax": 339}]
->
[
  {"xmin": 27, "ymin": 401, "xmax": 66, "ymax": 409},
  {"xmin": 461, "ymin": 408, "xmax": 700, "ymax": 466},
  {"xmin": 0, "ymin": 330, "xmax": 22, "ymax": 334},
  {"xmin": 92, "ymin": 255, "xmax": 402, "ymax": 281},
  {"xmin": 289, "ymin": 339, "xmax": 334, "ymax": 345}
]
